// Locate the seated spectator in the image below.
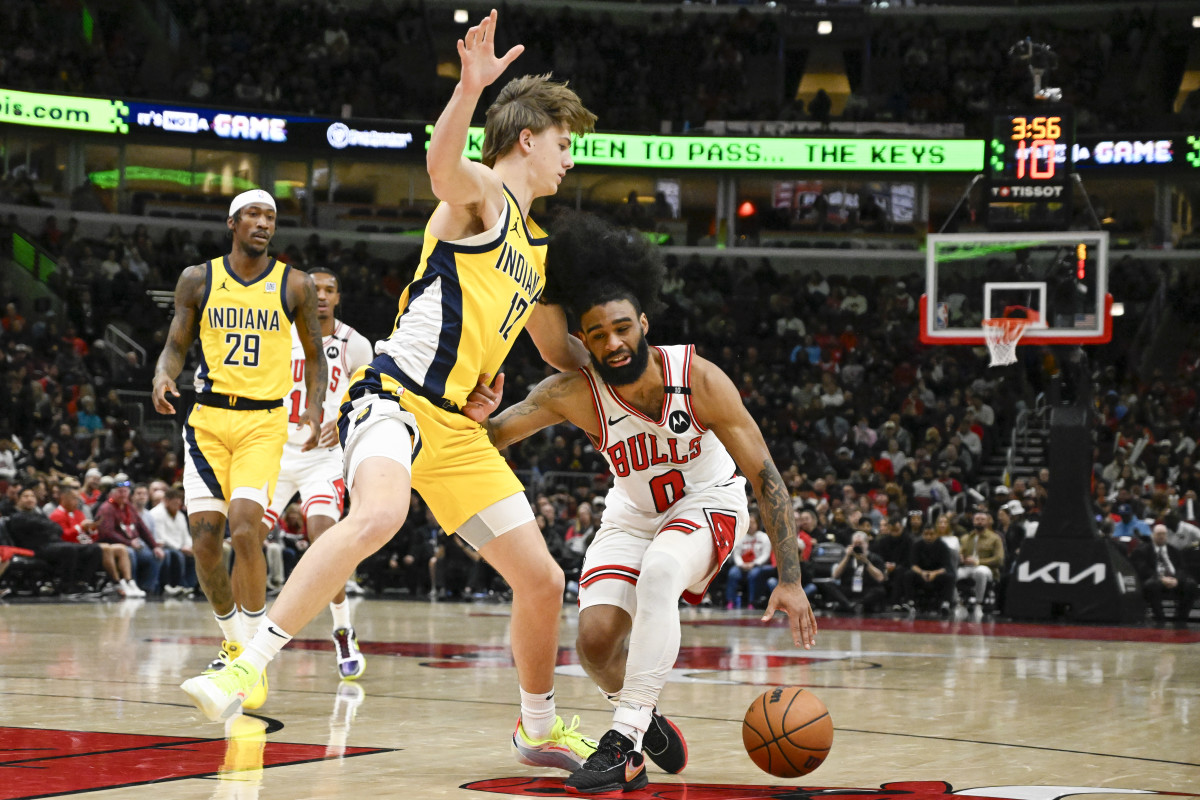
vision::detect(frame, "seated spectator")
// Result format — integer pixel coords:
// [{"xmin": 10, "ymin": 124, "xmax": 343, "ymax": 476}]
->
[
  {"xmin": 6, "ymin": 485, "xmax": 103, "ymax": 593},
  {"xmin": 957, "ymin": 510, "xmax": 1004, "ymax": 607},
  {"xmin": 725, "ymin": 513, "xmax": 772, "ymax": 609},
  {"xmin": 49, "ymin": 477, "xmax": 141, "ymax": 597},
  {"xmin": 149, "ymin": 487, "xmax": 195, "ymax": 596},
  {"xmin": 95, "ymin": 474, "xmax": 163, "ymax": 595},
  {"xmin": 900, "ymin": 519, "xmax": 954, "ymax": 614},
  {"xmin": 1130, "ymin": 524, "xmax": 1196, "ymax": 626},
  {"xmin": 822, "ymin": 531, "xmax": 887, "ymax": 613},
  {"xmin": 1112, "ymin": 503, "xmax": 1153, "ymax": 540}
]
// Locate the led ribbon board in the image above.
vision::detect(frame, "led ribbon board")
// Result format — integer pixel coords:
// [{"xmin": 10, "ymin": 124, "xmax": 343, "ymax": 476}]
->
[
  {"xmin": 0, "ymin": 89, "xmax": 128, "ymax": 134},
  {"xmin": 436, "ymin": 127, "xmax": 983, "ymax": 172}
]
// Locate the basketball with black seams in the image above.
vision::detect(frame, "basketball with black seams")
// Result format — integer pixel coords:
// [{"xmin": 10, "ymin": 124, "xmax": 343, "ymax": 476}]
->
[{"xmin": 742, "ymin": 686, "xmax": 833, "ymax": 777}]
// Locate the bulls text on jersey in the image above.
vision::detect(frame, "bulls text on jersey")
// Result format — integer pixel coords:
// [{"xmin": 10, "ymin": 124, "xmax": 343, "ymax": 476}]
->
[{"xmin": 606, "ymin": 432, "xmax": 703, "ymax": 477}]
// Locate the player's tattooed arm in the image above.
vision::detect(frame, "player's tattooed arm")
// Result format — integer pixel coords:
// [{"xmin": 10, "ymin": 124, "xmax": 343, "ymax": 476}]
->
[
  {"xmin": 756, "ymin": 460, "xmax": 803, "ymax": 584},
  {"xmin": 690, "ymin": 355, "xmax": 816, "ymax": 648},
  {"xmin": 484, "ymin": 372, "xmax": 590, "ymax": 450},
  {"xmin": 292, "ymin": 271, "xmax": 328, "ymax": 451},
  {"xmin": 152, "ymin": 264, "xmax": 206, "ymax": 415}
]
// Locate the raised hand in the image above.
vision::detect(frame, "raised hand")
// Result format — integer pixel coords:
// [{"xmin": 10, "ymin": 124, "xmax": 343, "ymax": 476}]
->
[{"xmin": 457, "ymin": 9, "xmax": 524, "ymax": 95}]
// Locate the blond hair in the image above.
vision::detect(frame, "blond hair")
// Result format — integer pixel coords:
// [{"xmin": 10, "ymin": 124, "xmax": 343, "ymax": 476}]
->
[{"xmin": 481, "ymin": 74, "xmax": 597, "ymax": 167}]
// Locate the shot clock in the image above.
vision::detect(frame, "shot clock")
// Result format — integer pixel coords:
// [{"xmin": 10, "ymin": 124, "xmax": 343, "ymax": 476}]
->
[{"xmin": 987, "ymin": 107, "xmax": 1075, "ymax": 230}]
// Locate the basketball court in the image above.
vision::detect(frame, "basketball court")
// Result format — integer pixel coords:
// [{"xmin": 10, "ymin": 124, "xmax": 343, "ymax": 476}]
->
[{"xmin": 1, "ymin": 598, "xmax": 1196, "ymax": 799}]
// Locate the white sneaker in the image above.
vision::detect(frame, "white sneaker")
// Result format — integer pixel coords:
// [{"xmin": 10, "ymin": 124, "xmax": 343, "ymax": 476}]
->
[
  {"xmin": 344, "ymin": 579, "xmax": 364, "ymax": 597},
  {"xmin": 129, "ymin": 582, "xmax": 147, "ymax": 598}
]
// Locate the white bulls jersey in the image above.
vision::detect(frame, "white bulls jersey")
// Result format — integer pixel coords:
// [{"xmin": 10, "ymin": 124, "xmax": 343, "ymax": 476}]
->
[
  {"xmin": 582, "ymin": 344, "xmax": 742, "ymax": 525},
  {"xmin": 285, "ymin": 320, "xmax": 373, "ymax": 450}
]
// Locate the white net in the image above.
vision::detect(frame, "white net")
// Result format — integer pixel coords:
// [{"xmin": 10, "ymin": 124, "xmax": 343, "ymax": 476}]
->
[{"xmin": 982, "ymin": 317, "xmax": 1030, "ymax": 367}]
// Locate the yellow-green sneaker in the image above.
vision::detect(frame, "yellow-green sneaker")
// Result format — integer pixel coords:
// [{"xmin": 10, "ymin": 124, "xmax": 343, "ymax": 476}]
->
[
  {"xmin": 203, "ymin": 640, "xmax": 241, "ymax": 674},
  {"xmin": 241, "ymin": 668, "xmax": 268, "ymax": 710},
  {"xmin": 512, "ymin": 714, "xmax": 598, "ymax": 772},
  {"xmin": 181, "ymin": 660, "xmax": 261, "ymax": 722}
]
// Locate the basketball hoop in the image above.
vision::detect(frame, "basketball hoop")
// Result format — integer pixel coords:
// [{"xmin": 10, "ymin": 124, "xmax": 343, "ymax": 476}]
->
[{"xmin": 982, "ymin": 306, "xmax": 1038, "ymax": 367}]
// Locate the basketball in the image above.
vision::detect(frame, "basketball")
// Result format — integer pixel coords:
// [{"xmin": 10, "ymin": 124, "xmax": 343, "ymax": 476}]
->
[{"xmin": 741, "ymin": 687, "xmax": 833, "ymax": 778}]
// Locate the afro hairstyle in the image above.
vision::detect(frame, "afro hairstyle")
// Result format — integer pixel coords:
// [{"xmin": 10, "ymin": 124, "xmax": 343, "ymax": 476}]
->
[{"xmin": 540, "ymin": 210, "xmax": 666, "ymax": 331}]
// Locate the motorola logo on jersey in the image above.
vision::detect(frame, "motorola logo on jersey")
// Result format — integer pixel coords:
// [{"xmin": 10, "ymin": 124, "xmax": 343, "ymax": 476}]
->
[
  {"xmin": 326, "ymin": 345, "xmax": 339, "ymax": 358},
  {"xmin": 607, "ymin": 432, "xmax": 701, "ymax": 477},
  {"xmin": 668, "ymin": 410, "xmax": 692, "ymax": 434}
]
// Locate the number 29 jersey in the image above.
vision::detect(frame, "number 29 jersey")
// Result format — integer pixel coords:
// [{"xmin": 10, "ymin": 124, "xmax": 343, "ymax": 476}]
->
[
  {"xmin": 194, "ymin": 256, "xmax": 294, "ymax": 402},
  {"xmin": 284, "ymin": 320, "xmax": 373, "ymax": 450},
  {"xmin": 582, "ymin": 344, "xmax": 743, "ymax": 526}
]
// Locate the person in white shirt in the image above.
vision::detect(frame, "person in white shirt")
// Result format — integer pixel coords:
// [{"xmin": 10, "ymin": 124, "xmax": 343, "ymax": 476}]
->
[
  {"xmin": 150, "ymin": 487, "xmax": 194, "ymax": 596},
  {"xmin": 723, "ymin": 515, "xmax": 772, "ymax": 609}
]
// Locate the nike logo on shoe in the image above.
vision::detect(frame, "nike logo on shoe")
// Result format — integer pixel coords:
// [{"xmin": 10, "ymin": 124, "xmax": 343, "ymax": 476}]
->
[
  {"xmin": 608, "ymin": 415, "xmax": 629, "ymax": 425},
  {"xmin": 625, "ymin": 757, "xmax": 645, "ymax": 784}
]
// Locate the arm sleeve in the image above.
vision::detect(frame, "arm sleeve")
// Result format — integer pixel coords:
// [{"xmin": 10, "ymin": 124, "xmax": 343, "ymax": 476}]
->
[{"xmin": 347, "ymin": 330, "xmax": 374, "ymax": 375}]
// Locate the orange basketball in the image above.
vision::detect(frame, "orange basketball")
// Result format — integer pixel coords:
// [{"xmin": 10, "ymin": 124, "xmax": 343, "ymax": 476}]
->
[{"xmin": 742, "ymin": 686, "xmax": 833, "ymax": 778}]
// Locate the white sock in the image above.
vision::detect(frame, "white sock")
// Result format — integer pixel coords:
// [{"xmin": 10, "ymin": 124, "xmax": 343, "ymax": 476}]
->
[
  {"xmin": 215, "ymin": 608, "xmax": 244, "ymax": 644},
  {"xmin": 519, "ymin": 687, "xmax": 557, "ymax": 741},
  {"xmin": 241, "ymin": 614, "xmax": 291, "ymax": 672},
  {"xmin": 612, "ymin": 703, "xmax": 652, "ymax": 750},
  {"xmin": 241, "ymin": 606, "xmax": 266, "ymax": 640},
  {"xmin": 330, "ymin": 599, "xmax": 351, "ymax": 630},
  {"xmin": 599, "ymin": 687, "xmax": 620, "ymax": 709}
]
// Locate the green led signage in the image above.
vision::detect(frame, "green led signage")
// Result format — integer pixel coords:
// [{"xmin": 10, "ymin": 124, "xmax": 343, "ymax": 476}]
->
[
  {"xmin": 435, "ymin": 126, "xmax": 982, "ymax": 172},
  {"xmin": 0, "ymin": 89, "xmax": 128, "ymax": 134}
]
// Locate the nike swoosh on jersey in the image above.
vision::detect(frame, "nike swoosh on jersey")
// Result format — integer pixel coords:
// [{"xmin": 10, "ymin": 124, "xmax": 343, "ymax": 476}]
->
[{"xmin": 608, "ymin": 415, "xmax": 629, "ymax": 425}]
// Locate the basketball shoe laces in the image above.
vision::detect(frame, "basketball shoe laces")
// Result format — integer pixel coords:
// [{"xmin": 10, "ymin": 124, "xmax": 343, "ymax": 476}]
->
[{"xmin": 205, "ymin": 661, "xmax": 261, "ymax": 699}]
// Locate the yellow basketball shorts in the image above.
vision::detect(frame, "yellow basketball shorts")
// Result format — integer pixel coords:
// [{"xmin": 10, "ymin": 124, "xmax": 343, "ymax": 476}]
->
[
  {"xmin": 182, "ymin": 404, "xmax": 288, "ymax": 515},
  {"xmin": 403, "ymin": 391, "xmax": 525, "ymax": 534}
]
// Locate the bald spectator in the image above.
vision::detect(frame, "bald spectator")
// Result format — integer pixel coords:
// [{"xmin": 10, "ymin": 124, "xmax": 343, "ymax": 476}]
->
[{"xmin": 1130, "ymin": 524, "xmax": 1196, "ymax": 626}]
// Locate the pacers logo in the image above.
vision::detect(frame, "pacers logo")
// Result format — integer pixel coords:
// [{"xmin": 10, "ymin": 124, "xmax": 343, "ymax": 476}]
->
[{"xmin": 668, "ymin": 410, "xmax": 691, "ymax": 434}]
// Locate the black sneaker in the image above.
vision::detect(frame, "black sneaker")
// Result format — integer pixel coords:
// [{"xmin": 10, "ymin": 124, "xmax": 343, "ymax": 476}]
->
[
  {"xmin": 642, "ymin": 709, "xmax": 687, "ymax": 773},
  {"xmin": 564, "ymin": 730, "xmax": 647, "ymax": 794}
]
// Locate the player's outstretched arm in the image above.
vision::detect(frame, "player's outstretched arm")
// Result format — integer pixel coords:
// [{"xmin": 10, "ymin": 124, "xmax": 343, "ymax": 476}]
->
[
  {"xmin": 152, "ymin": 264, "xmax": 206, "ymax": 415},
  {"xmin": 483, "ymin": 372, "xmax": 589, "ymax": 450},
  {"xmin": 290, "ymin": 271, "xmax": 327, "ymax": 451},
  {"xmin": 525, "ymin": 302, "xmax": 589, "ymax": 372},
  {"xmin": 690, "ymin": 357, "xmax": 817, "ymax": 649},
  {"xmin": 427, "ymin": 8, "xmax": 523, "ymax": 209}
]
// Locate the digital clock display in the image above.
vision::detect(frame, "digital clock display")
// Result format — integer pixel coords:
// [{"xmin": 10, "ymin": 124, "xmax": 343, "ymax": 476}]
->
[{"xmin": 989, "ymin": 107, "xmax": 1075, "ymax": 184}]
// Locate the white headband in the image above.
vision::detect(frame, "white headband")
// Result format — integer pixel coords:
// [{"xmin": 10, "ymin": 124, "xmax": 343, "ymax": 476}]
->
[{"xmin": 228, "ymin": 189, "xmax": 276, "ymax": 218}]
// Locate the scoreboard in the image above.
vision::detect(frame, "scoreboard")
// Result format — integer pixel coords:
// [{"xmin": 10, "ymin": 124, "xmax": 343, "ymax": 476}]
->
[{"xmin": 987, "ymin": 107, "xmax": 1075, "ymax": 229}]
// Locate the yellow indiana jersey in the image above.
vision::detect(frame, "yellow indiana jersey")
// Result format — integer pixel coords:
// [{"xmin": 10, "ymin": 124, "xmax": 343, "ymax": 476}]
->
[
  {"xmin": 375, "ymin": 186, "xmax": 547, "ymax": 410},
  {"xmin": 194, "ymin": 256, "xmax": 294, "ymax": 402}
]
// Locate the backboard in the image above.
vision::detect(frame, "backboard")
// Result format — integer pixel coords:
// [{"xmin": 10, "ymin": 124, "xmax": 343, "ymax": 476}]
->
[{"xmin": 920, "ymin": 231, "xmax": 1111, "ymax": 346}]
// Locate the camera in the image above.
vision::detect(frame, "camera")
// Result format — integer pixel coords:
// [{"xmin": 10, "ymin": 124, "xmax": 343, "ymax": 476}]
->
[{"xmin": 852, "ymin": 544, "xmax": 864, "ymax": 554}]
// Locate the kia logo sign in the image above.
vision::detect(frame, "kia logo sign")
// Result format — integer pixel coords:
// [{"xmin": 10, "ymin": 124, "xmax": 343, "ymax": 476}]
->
[
  {"xmin": 1016, "ymin": 561, "xmax": 1107, "ymax": 585},
  {"xmin": 327, "ymin": 121, "xmax": 413, "ymax": 150}
]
